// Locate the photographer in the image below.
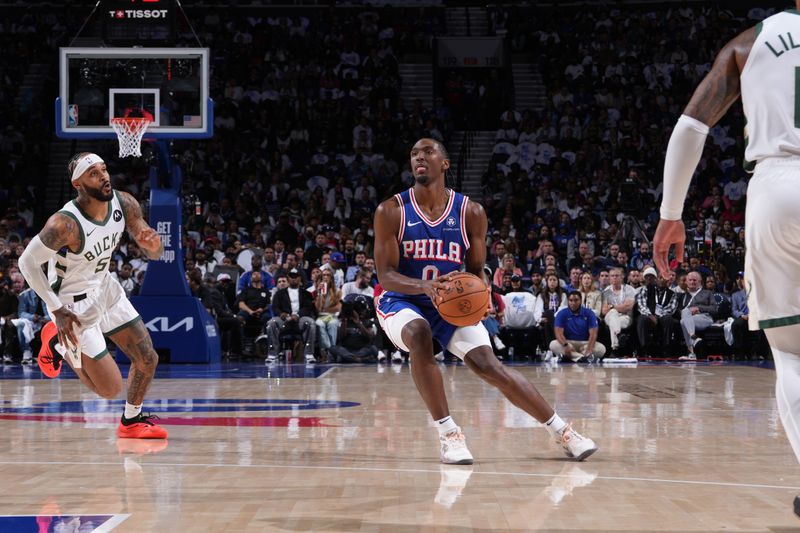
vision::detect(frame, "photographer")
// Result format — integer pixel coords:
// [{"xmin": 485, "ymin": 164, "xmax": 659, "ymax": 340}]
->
[
  {"xmin": 329, "ymin": 300, "xmax": 378, "ymax": 363},
  {"xmin": 619, "ymin": 170, "xmax": 645, "ymax": 214}
]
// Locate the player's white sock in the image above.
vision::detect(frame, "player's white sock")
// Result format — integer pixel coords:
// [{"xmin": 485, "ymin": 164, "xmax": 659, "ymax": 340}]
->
[
  {"xmin": 765, "ymin": 324, "xmax": 800, "ymax": 463},
  {"xmin": 435, "ymin": 415, "xmax": 459, "ymax": 436},
  {"xmin": 544, "ymin": 413, "xmax": 567, "ymax": 438},
  {"xmin": 124, "ymin": 402, "xmax": 142, "ymax": 420}
]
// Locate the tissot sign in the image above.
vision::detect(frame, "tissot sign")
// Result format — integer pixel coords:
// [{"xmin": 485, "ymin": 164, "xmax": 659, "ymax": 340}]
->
[
  {"xmin": 109, "ymin": 10, "xmax": 169, "ymax": 19},
  {"xmin": 104, "ymin": 0, "xmax": 172, "ymax": 26}
]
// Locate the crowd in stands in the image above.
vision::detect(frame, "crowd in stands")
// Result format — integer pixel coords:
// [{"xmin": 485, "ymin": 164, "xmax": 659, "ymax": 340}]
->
[
  {"xmin": 0, "ymin": 3, "xmax": 779, "ymax": 364},
  {"xmin": 473, "ymin": 3, "xmax": 780, "ymax": 361}
]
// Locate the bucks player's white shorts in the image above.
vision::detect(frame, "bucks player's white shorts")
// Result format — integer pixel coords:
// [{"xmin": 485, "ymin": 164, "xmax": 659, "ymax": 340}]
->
[
  {"xmin": 745, "ymin": 157, "xmax": 800, "ymax": 330},
  {"xmin": 48, "ymin": 274, "xmax": 141, "ymax": 359}
]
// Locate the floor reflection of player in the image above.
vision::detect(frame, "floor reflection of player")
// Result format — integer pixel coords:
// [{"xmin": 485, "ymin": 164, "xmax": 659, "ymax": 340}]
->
[
  {"xmin": 374, "ymin": 138, "xmax": 598, "ymax": 464},
  {"xmin": 434, "ymin": 465, "xmax": 473, "ymax": 508}
]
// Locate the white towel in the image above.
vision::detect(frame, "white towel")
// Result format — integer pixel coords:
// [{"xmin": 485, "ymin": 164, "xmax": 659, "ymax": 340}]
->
[{"xmin": 723, "ymin": 317, "xmax": 735, "ymax": 346}]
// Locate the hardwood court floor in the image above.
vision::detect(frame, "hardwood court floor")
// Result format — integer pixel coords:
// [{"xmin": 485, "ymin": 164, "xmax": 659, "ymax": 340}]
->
[{"xmin": 0, "ymin": 361, "xmax": 798, "ymax": 532}]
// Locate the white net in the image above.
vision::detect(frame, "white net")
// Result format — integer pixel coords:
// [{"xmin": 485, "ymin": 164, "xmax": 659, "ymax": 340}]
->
[{"xmin": 110, "ymin": 117, "xmax": 150, "ymax": 158}]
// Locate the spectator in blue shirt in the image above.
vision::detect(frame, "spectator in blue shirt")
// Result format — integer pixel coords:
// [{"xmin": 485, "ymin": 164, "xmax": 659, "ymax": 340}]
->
[
  {"xmin": 237, "ymin": 255, "xmax": 275, "ymax": 295},
  {"xmin": 550, "ymin": 291, "xmax": 606, "ymax": 363}
]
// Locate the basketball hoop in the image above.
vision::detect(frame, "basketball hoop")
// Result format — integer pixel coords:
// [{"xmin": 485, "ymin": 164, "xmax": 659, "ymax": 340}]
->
[{"xmin": 110, "ymin": 117, "xmax": 150, "ymax": 158}]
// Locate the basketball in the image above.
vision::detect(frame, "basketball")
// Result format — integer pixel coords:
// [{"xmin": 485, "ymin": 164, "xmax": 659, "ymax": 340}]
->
[{"xmin": 435, "ymin": 272, "xmax": 490, "ymax": 327}]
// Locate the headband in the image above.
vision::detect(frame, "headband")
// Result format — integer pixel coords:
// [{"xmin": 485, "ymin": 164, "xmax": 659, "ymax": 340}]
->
[{"xmin": 70, "ymin": 153, "xmax": 104, "ymax": 182}]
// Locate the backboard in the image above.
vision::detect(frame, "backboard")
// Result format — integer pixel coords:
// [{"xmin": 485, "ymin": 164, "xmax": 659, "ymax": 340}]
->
[{"xmin": 56, "ymin": 47, "xmax": 212, "ymax": 139}]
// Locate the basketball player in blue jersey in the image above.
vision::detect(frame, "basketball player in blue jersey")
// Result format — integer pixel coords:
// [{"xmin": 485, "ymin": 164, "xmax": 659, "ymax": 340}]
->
[{"xmin": 374, "ymin": 138, "xmax": 597, "ymax": 464}]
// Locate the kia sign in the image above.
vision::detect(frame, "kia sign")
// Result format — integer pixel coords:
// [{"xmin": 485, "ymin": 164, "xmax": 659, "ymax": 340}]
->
[
  {"xmin": 130, "ymin": 296, "xmax": 219, "ymax": 363},
  {"xmin": 145, "ymin": 316, "xmax": 194, "ymax": 333}
]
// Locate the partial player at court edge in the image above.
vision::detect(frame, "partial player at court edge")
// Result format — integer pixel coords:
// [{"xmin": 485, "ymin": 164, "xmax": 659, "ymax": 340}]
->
[
  {"xmin": 373, "ymin": 138, "xmax": 597, "ymax": 464},
  {"xmin": 18, "ymin": 152, "xmax": 168, "ymax": 439},
  {"xmin": 652, "ymin": 4, "xmax": 800, "ymax": 517}
]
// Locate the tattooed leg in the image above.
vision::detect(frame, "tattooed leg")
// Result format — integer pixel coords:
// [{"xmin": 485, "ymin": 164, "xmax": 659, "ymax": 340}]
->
[{"xmin": 108, "ymin": 319, "xmax": 159, "ymax": 405}]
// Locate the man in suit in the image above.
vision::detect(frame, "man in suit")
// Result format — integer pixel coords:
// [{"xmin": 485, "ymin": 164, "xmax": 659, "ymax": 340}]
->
[
  {"xmin": 676, "ymin": 270, "xmax": 719, "ymax": 361},
  {"xmin": 264, "ymin": 268, "xmax": 317, "ymax": 363}
]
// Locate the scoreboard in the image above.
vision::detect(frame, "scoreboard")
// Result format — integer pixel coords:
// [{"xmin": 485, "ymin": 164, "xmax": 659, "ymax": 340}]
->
[
  {"xmin": 437, "ymin": 37, "xmax": 505, "ymax": 69},
  {"xmin": 102, "ymin": 0, "xmax": 176, "ymax": 44}
]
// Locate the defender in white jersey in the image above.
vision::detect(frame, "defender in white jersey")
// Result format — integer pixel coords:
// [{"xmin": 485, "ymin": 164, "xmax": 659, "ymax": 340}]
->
[
  {"xmin": 652, "ymin": 5, "xmax": 800, "ymax": 517},
  {"xmin": 18, "ymin": 152, "xmax": 167, "ymax": 439}
]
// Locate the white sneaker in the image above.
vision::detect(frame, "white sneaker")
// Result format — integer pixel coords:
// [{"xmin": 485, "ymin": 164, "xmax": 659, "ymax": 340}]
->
[
  {"xmin": 493, "ymin": 335, "xmax": 506, "ymax": 351},
  {"xmin": 377, "ymin": 350, "xmax": 387, "ymax": 363},
  {"xmin": 439, "ymin": 428, "xmax": 474, "ymax": 465},
  {"xmin": 22, "ymin": 350, "xmax": 32, "ymax": 365},
  {"xmin": 434, "ymin": 465, "xmax": 474, "ymax": 508},
  {"xmin": 543, "ymin": 350, "xmax": 553, "ymax": 362},
  {"xmin": 305, "ymin": 353, "xmax": 316, "ymax": 364},
  {"xmin": 679, "ymin": 353, "xmax": 697, "ymax": 361},
  {"xmin": 265, "ymin": 353, "xmax": 277, "ymax": 365},
  {"xmin": 391, "ymin": 350, "xmax": 403, "ymax": 364},
  {"xmin": 434, "ymin": 351, "xmax": 445, "ymax": 362},
  {"xmin": 558, "ymin": 424, "xmax": 597, "ymax": 461}
]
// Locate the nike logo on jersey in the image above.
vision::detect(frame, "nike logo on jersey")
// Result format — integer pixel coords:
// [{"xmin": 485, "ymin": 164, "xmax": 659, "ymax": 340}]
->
[
  {"xmin": 87, "ymin": 229, "xmax": 96, "ymax": 236},
  {"xmin": 407, "ymin": 221, "xmax": 422, "ymax": 227}
]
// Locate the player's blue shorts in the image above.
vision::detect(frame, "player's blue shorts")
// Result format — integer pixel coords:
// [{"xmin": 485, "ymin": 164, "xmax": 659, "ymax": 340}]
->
[{"xmin": 376, "ymin": 292, "xmax": 457, "ymax": 349}]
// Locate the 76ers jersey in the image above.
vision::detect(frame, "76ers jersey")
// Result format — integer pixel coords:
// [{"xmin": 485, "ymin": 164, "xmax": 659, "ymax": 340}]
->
[
  {"xmin": 392, "ymin": 187, "xmax": 470, "ymax": 282},
  {"xmin": 378, "ymin": 187, "xmax": 472, "ymax": 350}
]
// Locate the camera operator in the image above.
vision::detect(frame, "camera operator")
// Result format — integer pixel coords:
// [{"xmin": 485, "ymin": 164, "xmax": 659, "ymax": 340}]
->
[{"xmin": 329, "ymin": 300, "xmax": 379, "ymax": 363}]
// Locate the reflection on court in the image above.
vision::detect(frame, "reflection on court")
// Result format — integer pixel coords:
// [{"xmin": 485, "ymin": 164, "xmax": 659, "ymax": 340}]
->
[{"xmin": 0, "ymin": 361, "xmax": 797, "ymax": 531}]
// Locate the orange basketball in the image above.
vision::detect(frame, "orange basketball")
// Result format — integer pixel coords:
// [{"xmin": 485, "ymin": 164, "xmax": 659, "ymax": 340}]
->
[{"xmin": 435, "ymin": 272, "xmax": 490, "ymax": 327}]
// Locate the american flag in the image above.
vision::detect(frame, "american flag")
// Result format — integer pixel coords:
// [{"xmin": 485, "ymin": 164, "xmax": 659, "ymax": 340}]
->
[{"xmin": 183, "ymin": 115, "xmax": 202, "ymax": 127}]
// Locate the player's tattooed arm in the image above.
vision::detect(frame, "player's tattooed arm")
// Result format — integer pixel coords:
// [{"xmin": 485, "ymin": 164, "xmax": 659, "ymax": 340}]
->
[
  {"xmin": 118, "ymin": 190, "xmax": 164, "ymax": 260},
  {"xmin": 683, "ymin": 26, "xmax": 755, "ymax": 127},
  {"xmin": 39, "ymin": 212, "xmax": 80, "ymax": 252}
]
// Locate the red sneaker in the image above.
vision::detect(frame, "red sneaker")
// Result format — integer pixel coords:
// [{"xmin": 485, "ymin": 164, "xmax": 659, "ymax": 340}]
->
[
  {"xmin": 38, "ymin": 321, "xmax": 63, "ymax": 378},
  {"xmin": 117, "ymin": 413, "xmax": 168, "ymax": 439}
]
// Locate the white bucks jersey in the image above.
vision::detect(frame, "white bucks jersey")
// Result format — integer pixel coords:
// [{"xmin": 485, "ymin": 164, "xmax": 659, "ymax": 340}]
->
[
  {"xmin": 48, "ymin": 191, "xmax": 126, "ymax": 297},
  {"xmin": 741, "ymin": 10, "xmax": 800, "ymax": 169}
]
